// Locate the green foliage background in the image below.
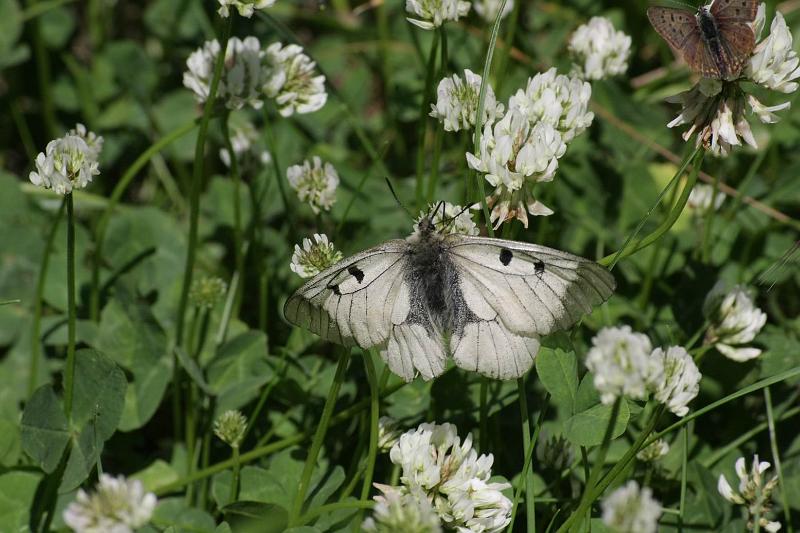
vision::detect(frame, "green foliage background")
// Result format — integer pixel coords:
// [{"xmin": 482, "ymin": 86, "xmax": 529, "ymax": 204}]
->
[{"xmin": 0, "ymin": 0, "xmax": 799, "ymax": 531}]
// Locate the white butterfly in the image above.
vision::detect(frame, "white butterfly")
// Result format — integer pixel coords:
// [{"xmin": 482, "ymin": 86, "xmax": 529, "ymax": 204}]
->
[{"xmin": 284, "ymin": 212, "xmax": 615, "ymax": 381}]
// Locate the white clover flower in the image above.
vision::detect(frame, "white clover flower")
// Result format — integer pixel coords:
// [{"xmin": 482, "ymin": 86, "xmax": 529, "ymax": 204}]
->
[
  {"xmin": 666, "ymin": 5, "xmax": 800, "ymax": 157},
  {"xmin": 637, "ymin": 439, "xmax": 670, "ymax": 462},
  {"xmin": 704, "ymin": 282, "xmax": 767, "ymax": 362},
  {"xmin": 747, "ymin": 8, "xmax": 800, "ymax": 93},
  {"xmin": 219, "ymin": 118, "xmax": 271, "ymax": 168},
  {"xmin": 189, "ymin": 276, "xmax": 227, "ymax": 309},
  {"xmin": 508, "ymin": 68, "xmax": 594, "ymax": 143},
  {"xmin": 363, "ymin": 484, "xmax": 442, "ymax": 533},
  {"xmin": 290, "ymin": 234, "xmax": 343, "ymax": 278},
  {"xmin": 63, "ymin": 474, "xmax": 157, "ymax": 533},
  {"xmin": 214, "ymin": 409, "xmax": 247, "ymax": 448},
  {"xmin": 378, "ymin": 416, "xmax": 402, "ymax": 453},
  {"xmin": 286, "ymin": 156, "xmax": 339, "ymax": 214},
  {"xmin": 472, "ymin": 0, "xmax": 512, "ymax": 23},
  {"xmin": 601, "ymin": 481, "xmax": 662, "ymax": 533},
  {"xmin": 183, "ymin": 37, "xmax": 263, "ymax": 110},
  {"xmin": 389, "ymin": 422, "xmax": 512, "ymax": 533},
  {"xmin": 687, "ymin": 184, "xmax": 725, "ymax": 212},
  {"xmin": 430, "ymin": 69, "xmax": 504, "ymax": 132},
  {"xmin": 647, "ymin": 346, "xmax": 701, "ymax": 417},
  {"xmin": 536, "ymin": 433, "xmax": 574, "ymax": 472},
  {"xmin": 585, "ymin": 326, "xmax": 656, "ymax": 405},
  {"xmin": 29, "ymin": 126, "xmax": 102, "ymax": 195},
  {"xmin": 406, "ymin": 0, "xmax": 470, "ymax": 30},
  {"xmin": 718, "ymin": 455, "xmax": 781, "ymax": 532},
  {"xmin": 262, "ymin": 42, "xmax": 327, "ymax": 117},
  {"xmin": 467, "ymin": 108, "xmax": 565, "ymax": 228},
  {"xmin": 217, "ymin": 0, "xmax": 276, "ymax": 18},
  {"xmin": 568, "ymin": 17, "xmax": 632, "ymax": 80},
  {"xmin": 412, "ymin": 202, "xmax": 479, "ymax": 241}
]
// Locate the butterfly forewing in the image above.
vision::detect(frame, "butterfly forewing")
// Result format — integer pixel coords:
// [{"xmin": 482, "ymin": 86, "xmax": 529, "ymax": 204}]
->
[
  {"xmin": 647, "ymin": 7, "xmax": 701, "ymax": 51},
  {"xmin": 710, "ymin": 0, "xmax": 759, "ymax": 22}
]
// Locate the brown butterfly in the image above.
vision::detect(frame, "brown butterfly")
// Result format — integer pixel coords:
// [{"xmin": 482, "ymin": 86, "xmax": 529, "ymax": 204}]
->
[{"xmin": 648, "ymin": 0, "xmax": 759, "ymax": 79}]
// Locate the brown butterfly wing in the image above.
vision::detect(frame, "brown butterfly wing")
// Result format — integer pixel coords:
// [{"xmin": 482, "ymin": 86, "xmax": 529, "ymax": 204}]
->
[
  {"xmin": 647, "ymin": 7, "xmax": 700, "ymax": 50},
  {"xmin": 717, "ymin": 20, "xmax": 756, "ymax": 77},
  {"xmin": 709, "ymin": 0, "xmax": 759, "ymax": 22},
  {"xmin": 683, "ymin": 30, "xmax": 723, "ymax": 78}
]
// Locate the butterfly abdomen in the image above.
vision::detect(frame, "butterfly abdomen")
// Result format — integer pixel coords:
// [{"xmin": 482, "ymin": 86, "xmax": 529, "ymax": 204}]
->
[{"xmin": 697, "ymin": 7, "xmax": 731, "ymax": 77}]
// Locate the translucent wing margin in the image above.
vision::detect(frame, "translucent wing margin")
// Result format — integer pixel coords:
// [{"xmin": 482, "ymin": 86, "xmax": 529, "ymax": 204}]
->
[
  {"xmin": 284, "ymin": 240, "xmax": 410, "ymax": 349},
  {"xmin": 447, "ymin": 236, "xmax": 616, "ymax": 335}
]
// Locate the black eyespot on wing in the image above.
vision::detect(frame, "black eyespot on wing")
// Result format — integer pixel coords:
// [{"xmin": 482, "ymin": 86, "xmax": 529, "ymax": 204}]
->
[
  {"xmin": 535, "ymin": 260, "xmax": 545, "ymax": 275},
  {"xmin": 499, "ymin": 248, "xmax": 513, "ymax": 266},
  {"xmin": 328, "ymin": 284, "xmax": 341, "ymax": 295},
  {"xmin": 347, "ymin": 265, "xmax": 365, "ymax": 283}
]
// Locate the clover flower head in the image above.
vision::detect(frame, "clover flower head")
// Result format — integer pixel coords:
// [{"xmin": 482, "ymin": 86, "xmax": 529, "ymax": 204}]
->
[
  {"xmin": 29, "ymin": 126, "xmax": 103, "ymax": 195},
  {"xmin": 647, "ymin": 346, "xmax": 701, "ymax": 417},
  {"xmin": 704, "ymin": 282, "xmax": 767, "ymax": 362},
  {"xmin": 585, "ymin": 326, "xmax": 656, "ymax": 404},
  {"xmin": 508, "ymin": 68, "xmax": 594, "ymax": 142},
  {"xmin": 217, "ymin": 0, "xmax": 276, "ymax": 18},
  {"xmin": 214, "ymin": 410, "xmax": 247, "ymax": 448},
  {"xmin": 411, "ymin": 202, "xmax": 479, "ymax": 242},
  {"xmin": 430, "ymin": 69, "xmax": 504, "ymax": 132},
  {"xmin": 467, "ymin": 107, "xmax": 565, "ymax": 228},
  {"xmin": 388, "ymin": 422, "xmax": 511, "ymax": 532},
  {"xmin": 63, "ymin": 474, "xmax": 157, "ymax": 533},
  {"xmin": 637, "ymin": 439, "xmax": 670, "ymax": 463},
  {"xmin": 363, "ymin": 484, "xmax": 442, "ymax": 533},
  {"xmin": 290, "ymin": 234, "xmax": 343, "ymax": 278},
  {"xmin": 536, "ymin": 433, "xmax": 574, "ymax": 472},
  {"xmin": 189, "ymin": 276, "xmax": 227, "ymax": 309},
  {"xmin": 406, "ymin": 0, "xmax": 470, "ymax": 30},
  {"xmin": 219, "ymin": 118, "xmax": 271, "ymax": 168},
  {"xmin": 472, "ymin": 0, "xmax": 513, "ymax": 23},
  {"xmin": 183, "ymin": 37, "xmax": 264, "ymax": 110},
  {"xmin": 666, "ymin": 5, "xmax": 800, "ymax": 157},
  {"xmin": 601, "ymin": 481, "xmax": 662, "ymax": 533},
  {"xmin": 687, "ymin": 184, "xmax": 725, "ymax": 212},
  {"xmin": 262, "ymin": 42, "xmax": 327, "ymax": 116},
  {"xmin": 286, "ymin": 156, "xmax": 339, "ymax": 214},
  {"xmin": 718, "ymin": 455, "xmax": 781, "ymax": 532},
  {"xmin": 569, "ymin": 16, "xmax": 632, "ymax": 80}
]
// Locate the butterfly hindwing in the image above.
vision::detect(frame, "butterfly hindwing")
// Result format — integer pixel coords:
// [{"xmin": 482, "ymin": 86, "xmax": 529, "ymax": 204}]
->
[{"xmin": 284, "ymin": 241, "xmax": 409, "ymax": 348}]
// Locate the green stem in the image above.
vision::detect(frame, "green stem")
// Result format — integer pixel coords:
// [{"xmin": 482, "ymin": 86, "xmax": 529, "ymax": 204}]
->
[
  {"xmin": 507, "ymin": 393, "xmax": 549, "ymax": 533},
  {"xmin": 29, "ymin": 199, "xmax": 66, "ymax": 396},
  {"xmin": 221, "ymin": 112, "xmax": 244, "ymax": 317},
  {"xmin": 415, "ymin": 32, "xmax": 440, "ymax": 211},
  {"xmin": 518, "ymin": 377, "xmax": 536, "ymax": 533},
  {"xmin": 299, "ymin": 500, "xmax": 374, "ymax": 525},
  {"xmin": 494, "ymin": 0, "xmax": 521, "ymax": 95},
  {"xmin": 764, "ymin": 387, "xmax": 792, "ymax": 533},
  {"xmin": 289, "ymin": 350, "xmax": 351, "ymax": 524},
  {"xmin": 228, "ymin": 446, "xmax": 241, "ymax": 504},
  {"xmin": 359, "ymin": 352, "xmax": 380, "ymax": 512},
  {"xmin": 261, "ymin": 108, "xmax": 292, "ymax": 225},
  {"xmin": 471, "ymin": 0, "xmax": 508, "ymax": 237},
  {"xmin": 679, "ymin": 425, "xmax": 689, "ymax": 532},
  {"xmin": 21, "ymin": 0, "xmax": 76, "ymax": 20},
  {"xmin": 701, "ymin": 171, "xmax": 721, "ymax": 263},
  {"xmin": 479, "ymin": 378, "xmax": 489, "ymax": 452},
  {"xmin": 63, "ymin": 193, "xmax": 76, "ymax": 419},
  {"xmin": 90, "ymin": 119, "xmax": 198, "ymax": 321},
  {"xmin": 602, "ymin": 148, "xmax": 705, "ymax": 268},
  {"xmin": 175, "ymin": 17, "xmax": 231, "ymax": 346}
]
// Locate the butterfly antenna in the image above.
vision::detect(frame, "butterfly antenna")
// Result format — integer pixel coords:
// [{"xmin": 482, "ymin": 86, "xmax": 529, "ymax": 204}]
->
[
  {"xmin": 385, "ymin": 177, "xmax": 415, "ymax": 221},
  {"xmin": 441, "ymin": 203, "xmax": 475, "ymax": 230},
  {"xmin": 756, "ymin": 240, "xmax": 800, "ymax": 291}
]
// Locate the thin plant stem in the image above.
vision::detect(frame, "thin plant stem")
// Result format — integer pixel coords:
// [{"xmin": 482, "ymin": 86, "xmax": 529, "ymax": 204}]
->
[
  {"xmin": 679, "ymin": 425, "xmax": 689, "ymax": 532},
  {"xmin": 221, "ymin": 112, "xmax": 245, "ymax": 316},
  {"xmin": 415, "ymin": 32, "xmax": 440, "ymax": 211},
  {"xmin": 261, "ymin": 108, "xmax": 292, "ymax": 226},
  {"xmin": 29, "ymin": 199, "xmax": 66, "ymax": 396},
  {"xmin": 359, "ymin": 351, "xmax": 380, "ymax": 516},
  {"xmin": 507, "ymin": 393, "xmax": 549, "ymax": 533},
  {"xmin": 764, "ymin": 387, "xmax": 792, "ymax": 533},
  {"xmin": 63, "ymin": 193, "xmax": 76, "ymax": 419},
  {"xmin": 471, "ymin": 0, "xmax": 508, "ymax": 237},
  {"xmin": 479, "ymin": 378, "xmax": 489, "ymax": 452},
  {"xmin": 90, "ymin": 118, "xmax": 198, "ymax": 321},
  {"xmin": 701, "ymin": 171, "xmax": 721, "ymax": 263},
  {"xmin": 228, "ymin": 446, "xmax": 241, "ymax": 504},
  {"xmin": 289, "ymin": 350, "xmax": 351, "ymax": 524},
  {"xmin": 298, "ymin": 500, "xmax": 374, "ymax": 526},
  {"xmin": 518, "ymin": 376, "xmax": 536, "ymax": 533},
  {"xmin": 494, "ymin": 0, "xmax": 522, "ymax": 94}
]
